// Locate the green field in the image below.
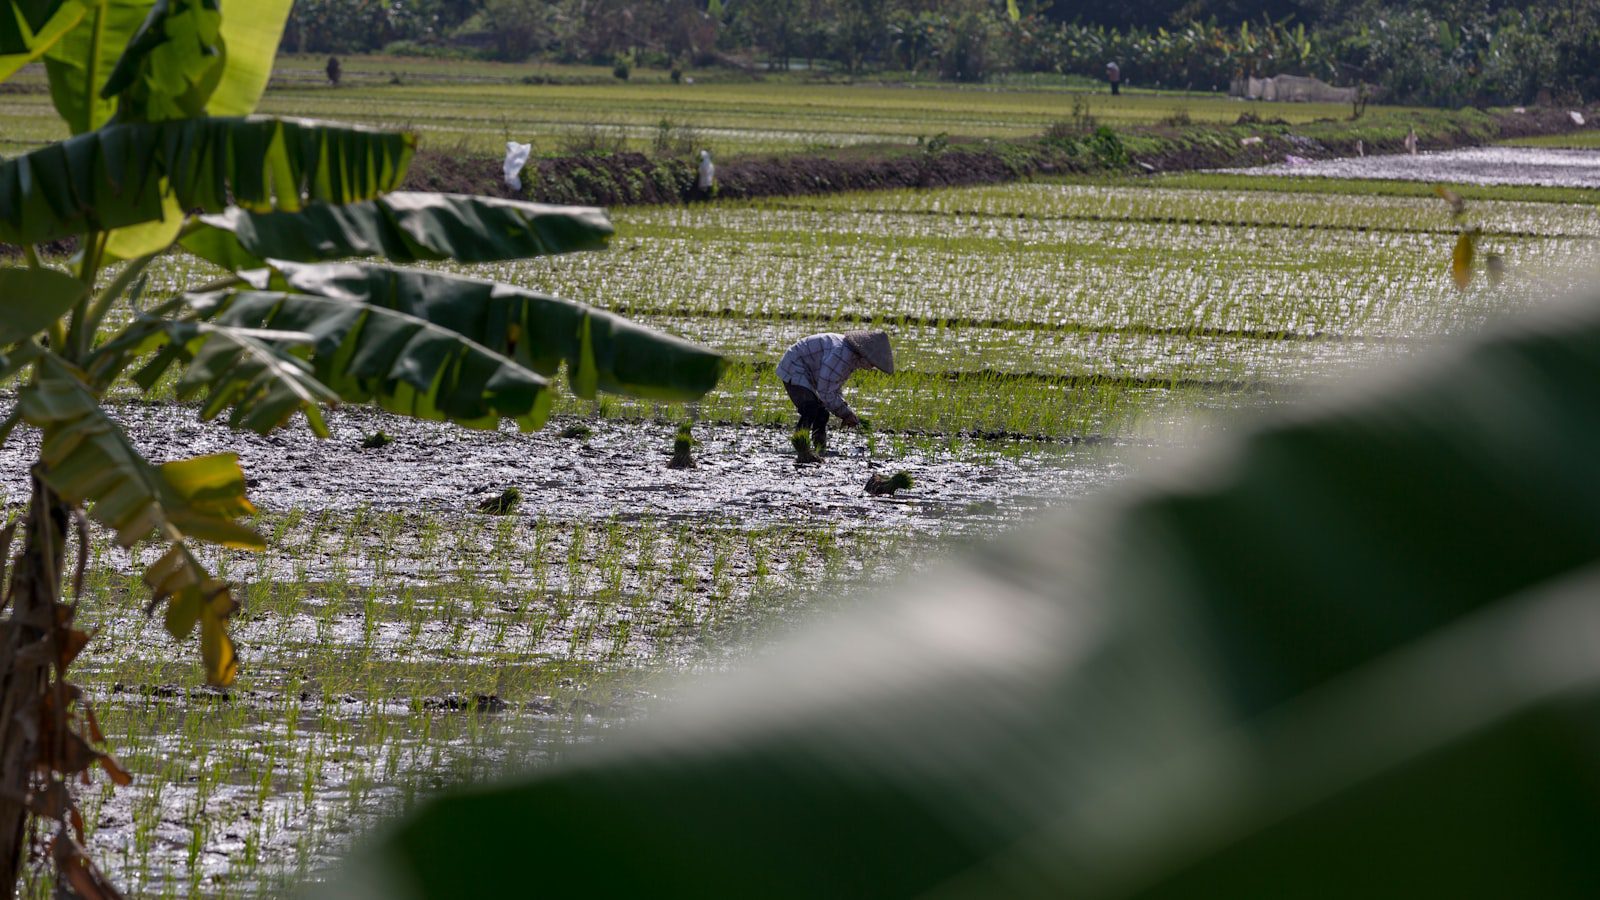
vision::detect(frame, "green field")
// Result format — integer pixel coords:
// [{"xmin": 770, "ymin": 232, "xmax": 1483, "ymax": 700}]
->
[
  {"xmin": 0, "ymin": 54, "xmax": 1383, "ymax": 159},
  {"xmin": 1503, "ymin": 129, "xmax": 1600, "ymax": 148},
  {"xmin": 520, "ymin": 180, "xmax": 1593, "ymax": 435},
  {"xmin": 7, "ymin": 46, "xmax": 1599, "ymax": 892}
]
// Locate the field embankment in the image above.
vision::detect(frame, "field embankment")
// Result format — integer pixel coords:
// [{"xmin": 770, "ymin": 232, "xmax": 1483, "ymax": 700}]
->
[{"xmin": 403, "ymin": 104, "xmax": 1600, "ymax": 208}]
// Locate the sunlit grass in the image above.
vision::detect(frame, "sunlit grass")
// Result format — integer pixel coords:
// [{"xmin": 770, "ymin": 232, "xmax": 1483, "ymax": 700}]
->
[
  {"xmin": 1501, "ymin": 130, "xmax": 1600, "ymax": 149},
  {"xmin": 0, "ymin": 56, "xmax": 1418, "ymax": 159}
]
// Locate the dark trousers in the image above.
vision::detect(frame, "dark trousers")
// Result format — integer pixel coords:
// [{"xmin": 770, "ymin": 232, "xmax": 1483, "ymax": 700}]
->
[
  {"xmin": 784, "ymin": 382, "xmax": 829, "ymax": 448},
  {"xmin": 1110, "ymin": 81, "xmax": 1120, "ymax": 95}
]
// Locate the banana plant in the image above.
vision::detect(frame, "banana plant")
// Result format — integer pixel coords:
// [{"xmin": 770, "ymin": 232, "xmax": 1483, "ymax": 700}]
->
[{"xmin": 0, "ymin": 1, "xmax": 723, "ymax": 895}]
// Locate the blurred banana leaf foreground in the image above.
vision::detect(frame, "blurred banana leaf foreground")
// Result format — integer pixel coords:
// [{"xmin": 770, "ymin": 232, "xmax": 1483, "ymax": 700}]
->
[{"xmin": 327, "ymin": 280, "xmax": 1600, "ymax": 899}]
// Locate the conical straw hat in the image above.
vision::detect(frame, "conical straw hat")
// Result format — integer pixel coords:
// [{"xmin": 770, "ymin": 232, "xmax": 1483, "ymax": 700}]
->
[{"xmin": 844, "ymin": 330, "xmax": 895, "ymax": 374}]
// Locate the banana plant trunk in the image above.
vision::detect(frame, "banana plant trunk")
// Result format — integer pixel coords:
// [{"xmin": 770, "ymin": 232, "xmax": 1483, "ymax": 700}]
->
[{"xmin": 0, "ymin": 474, "xmax": 71, "ymax": 897}]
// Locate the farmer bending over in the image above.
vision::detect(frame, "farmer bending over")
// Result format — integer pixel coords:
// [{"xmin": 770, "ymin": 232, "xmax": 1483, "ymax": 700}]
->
[{"xmin": 777, "ymin": 330, "xmax": 895, "ymax": 458}]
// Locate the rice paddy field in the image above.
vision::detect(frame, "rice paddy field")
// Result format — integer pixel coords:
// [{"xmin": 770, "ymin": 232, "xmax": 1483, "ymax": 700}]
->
[
  {"xmin": 0, "ymin": 54, "xmax": 1381, "ymax": 159},
  {"xmin": 1504, "ymin": 129, "xmax": 1600, "ymax": 149},
  {"xmin": 4, "ymin": 59, "xmax": 1599, "ymax": 893}
]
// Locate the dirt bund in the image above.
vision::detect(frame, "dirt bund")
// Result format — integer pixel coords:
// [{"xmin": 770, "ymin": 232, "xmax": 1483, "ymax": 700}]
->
[
  {"xmin": 402, "ymin": 144, "xmax": 1031, "ymax": 207},
  {"xmin": 5, "ymin": 106, "xmax": 1594, "ymax": 260},
  {"xmin": 400, "ymin": 104, "xmax": 1600, "ymax": 209}
]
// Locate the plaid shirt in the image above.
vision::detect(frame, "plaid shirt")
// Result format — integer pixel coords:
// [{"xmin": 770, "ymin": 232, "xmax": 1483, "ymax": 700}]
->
[{"xmin": 777, "ymin": 333, "xmax": 870, "ymax": 417}]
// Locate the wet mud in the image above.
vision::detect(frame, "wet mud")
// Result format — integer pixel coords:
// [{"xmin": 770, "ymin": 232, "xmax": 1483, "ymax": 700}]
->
[
  {"xmin": 0, "ymin": 394, "xmax": 1139, "ymax": 894},
  {"xmin": 0, "ymin": 400, "xmax": 1121, "ymax": 535}
]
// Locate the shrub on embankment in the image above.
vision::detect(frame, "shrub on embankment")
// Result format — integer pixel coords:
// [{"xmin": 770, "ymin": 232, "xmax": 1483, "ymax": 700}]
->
[{"xmin": 397, "ymin": 105, "xmax": 1599, "ymax": 209}]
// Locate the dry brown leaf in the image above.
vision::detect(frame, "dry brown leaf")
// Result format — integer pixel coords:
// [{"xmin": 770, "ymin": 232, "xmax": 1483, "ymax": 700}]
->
[
  {"xmin": 1451, "ymin": 231, "xmax": 1477, "ymax": 290},
  {"xmin": 98, "ymin": 753, "xmax": 132, "ymax": 787}
]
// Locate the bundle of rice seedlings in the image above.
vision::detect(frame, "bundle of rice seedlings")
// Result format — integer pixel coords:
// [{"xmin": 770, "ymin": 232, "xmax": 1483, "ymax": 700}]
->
[
  {"xmin": 793, "ymin": 429, "xmax": 823, "ymax": 465},
  {"xmin": 478, "ymin": 486, "xmax": 522, "ymax": 514},
  {"xmin": 865, "ymin": 471, "xmax": 914, "ymax": 496},
  {"xmin": 669, "ymin": 421, "xmax": 696, "ymax": 469}
]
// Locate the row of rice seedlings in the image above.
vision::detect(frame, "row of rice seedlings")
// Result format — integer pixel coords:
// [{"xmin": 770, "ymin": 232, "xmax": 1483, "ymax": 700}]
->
[
  {"xmin": 75, "ymin": 508, "xmax": 919, "ymax": 692},
  {"xmin": 543, "ymin": 361, "xmax": 1203, "ymax": 443},
  {"xmin": 72, "ymin": 299, "xmax": 1292, "ymax": 447},
  {"xmin": 496, "ymin": 209, "xmax": 1576, "ymax": 340},
  {"xmin": 70, "ymin": 178, "xmax": 1593, "ymax": 432},
  {"xmin": 58, "ymin": 681, "xmax": 596, "ymax": 897},
  {"xmin": 1133, "ymin": 171, "xmax": 1600, "ymax": 207},
  {"xmin": 755, "ymin": 182, "xmax": 1600, "ymax": 236},
  {"xmin": 1504, "ymin": 130, "xmax": 1600, "ymax": 150},
  {"xmin": 635, "ymin": 314, "xmax": 1418, "ymax": 387},
  {"xmin": 78, "ymin": 184, "xmax": 1590, "ymax": 375}
]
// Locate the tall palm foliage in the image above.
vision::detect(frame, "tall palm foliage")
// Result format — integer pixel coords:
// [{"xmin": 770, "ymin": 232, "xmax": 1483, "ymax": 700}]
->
[{"xmin": 0, "ymin": 1, "xmax": 723, "ymax": 895}]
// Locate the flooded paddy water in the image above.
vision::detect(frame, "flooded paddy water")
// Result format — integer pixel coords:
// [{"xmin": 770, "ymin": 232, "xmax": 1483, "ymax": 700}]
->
[
  {"xmin": 4, "ymin": 163, "xmax": 1594, "ymax": 894},
  {"xmin": 1221, "ymin": 146, "xmax": 1600, "ymax": 189},
  {"xmin": 0, "ymin": 399, "xmax": 1129, "ymax": 896},
  {"xmin": 0, "ymin": 404, "xmax": 1107, "ymax": 533}
]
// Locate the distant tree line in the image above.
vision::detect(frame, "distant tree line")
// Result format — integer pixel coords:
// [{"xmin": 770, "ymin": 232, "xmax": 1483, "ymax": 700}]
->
[{"xmin": 286, "ymin": 0, "xmax": 1600, "ymax": 105}]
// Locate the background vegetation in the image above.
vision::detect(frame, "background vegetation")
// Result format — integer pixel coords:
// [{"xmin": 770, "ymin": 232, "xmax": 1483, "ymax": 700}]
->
[{"xmin": 281, "ymin": 0, "xmax": 1600, "ymax": 106}]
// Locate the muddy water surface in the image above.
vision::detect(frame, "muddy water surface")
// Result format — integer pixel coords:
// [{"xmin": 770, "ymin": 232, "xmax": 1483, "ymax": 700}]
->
[
  {"xmin": 0, "ymin": 398, "xmax": 1140, "ymax": 894},
  {"xmin": 0, "ymin": 400, "xmax": 1124, "ymax": 534}
]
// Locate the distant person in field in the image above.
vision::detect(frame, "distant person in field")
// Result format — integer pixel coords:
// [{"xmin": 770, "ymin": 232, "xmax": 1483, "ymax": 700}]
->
[
  {"xmin": 326, "ymin": 55, "xmax": 341, "ymax": 86},
  {"xmin": 698, "ymin": 149, "xmax": 715, "ymax": 192},
  {"xmin": 778, "ymin": 331, "xmax": 894, "ymax": 460},
  {"xmin": 1106, "ymin": 61, "xmax": 1121, "ymax": 95}
]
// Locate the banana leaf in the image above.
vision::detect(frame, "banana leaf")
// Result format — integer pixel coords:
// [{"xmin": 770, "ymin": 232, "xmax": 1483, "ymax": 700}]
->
[
  {"xmin": 93, "ymin": 0, "xmax": 293, "ymax": 121},
  {"xmin": 43, "ymin": 0, "xmax": 162, "ymax": 133},
  {"xmin": 0, "ymin": 265, "xmax": 88, "ymax": 343},
  {"xmin": 204, "ymin": 0, "xmax": 291, "ymax": 115},
  {"xmin": 94, "ymin": 256, "xmax": 722, "ymax": 441},
  {"xmin": 92, "ymin": 315, "xmax": 337, "ymax": 436},
  {"xmin": 183, "ymin": 288, "xmax": 556, "ymax": 431},
  {"xmin": 180, "ymin": 193, "xmax": 613, "ymax": 271},
  {"xmin": 0, "ymin": 116, "xmax": 416, "ymax": 246},
  {"xmin": 324, "ymin": 286, "xmax": 1600, "ymax": 898},
  {"xmin": 0, "ymin": 0, "xmax": 88, "ymax": 83},
  {"xmin": 99, "ymin": 0, "xmax": 225, "ymax": 124},
  {"xmin": 18, "ymin": 353, "xmax": 258, "ymax": 685},
  {"xmin": 242, "ymin": 261, "xmax": 726, "ymax": 401}
]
